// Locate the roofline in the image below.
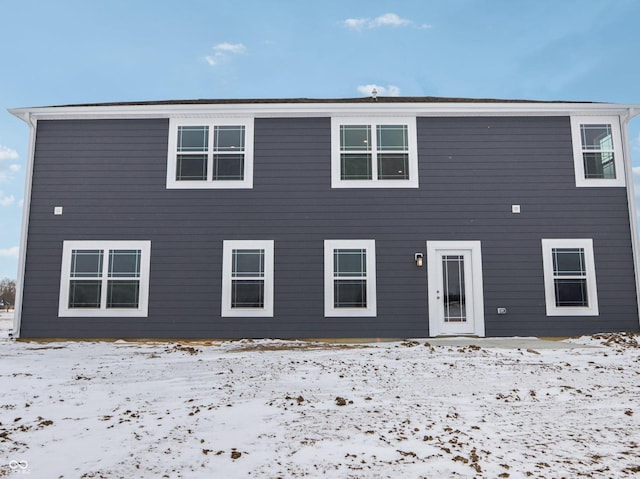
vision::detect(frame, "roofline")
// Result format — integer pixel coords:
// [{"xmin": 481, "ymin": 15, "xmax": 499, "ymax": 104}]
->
[{"xmin": 9, "ymin": 97, "xmax": 640, "ymax": 121}]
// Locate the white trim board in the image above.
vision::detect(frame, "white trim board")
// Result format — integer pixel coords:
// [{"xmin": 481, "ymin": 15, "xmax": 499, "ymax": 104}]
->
[{"xmin": 9, "ymin": 101, "xmax": 640, "ymax": 122}]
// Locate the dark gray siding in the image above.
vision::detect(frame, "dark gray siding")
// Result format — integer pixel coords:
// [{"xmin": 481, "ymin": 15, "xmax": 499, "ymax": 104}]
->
[{"xmin": 20, "ymin": 116, "xmax": 639, "ymax": 338}]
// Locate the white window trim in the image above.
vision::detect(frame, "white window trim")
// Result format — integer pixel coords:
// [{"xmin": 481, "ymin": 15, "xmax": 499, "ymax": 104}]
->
[
  {"xmin": 324, "ymin": 239, "xmax": 377, "ymax": 317},
  {"xmin": 59, "ymin": 240, "xmax": 151, "ymax": 318},
  {"xmin": 570, "ymin": 115, "xmax": 625, "ymax": 187},
  {"xmin": 166, "ymin": 118, "xmax": 254, "ymax": 189},
  {"xmin": 541, "ymin": 238, "xmax": 599, "ymax": 316},
  {"xmin": 330, "ymin": 117, "xmax": 419, "ymax": 189},
  {"xmin": 221, "ymin": 240, "xmax": 274, "ymax": 317}
]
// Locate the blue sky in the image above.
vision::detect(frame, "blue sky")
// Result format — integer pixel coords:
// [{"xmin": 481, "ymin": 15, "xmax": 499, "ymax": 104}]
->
[{"xmin": 1, "ymin": 0, "xmax": 640, "ymax": 280}]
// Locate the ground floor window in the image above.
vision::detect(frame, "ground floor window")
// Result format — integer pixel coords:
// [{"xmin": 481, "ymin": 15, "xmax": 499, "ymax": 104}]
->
[
  {"xmin": 541, "ymin": 239, "xmax": 599, "ymax": 316},
  {"xmin": 324, "ymin": 239, "xmax": 377, "ymax": 317},
  {"xmin": 221, "ymin": 240, "xmax": 274, "ymax": 317},
  {"xmin": 58, "ymin": 240, "xmax": 151, "ymax": 317}
]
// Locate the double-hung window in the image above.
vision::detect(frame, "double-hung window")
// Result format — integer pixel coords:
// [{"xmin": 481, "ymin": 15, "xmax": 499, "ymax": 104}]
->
[
  {"xmin": 221, "ymin": 240, "xmax": 274, "ymax": 317},
  {"xmin": 541, "ymin": 239, "xmax": 599, "ymax": 316},
  {"xmin": 167, "ymin": 118, "xmax": 254, "ymax": 189},
  {"xmin": 59, "ymin": 240, "xmax": 151, "ymax": 317},
  {"xmin": 331, "ymin": 117, "xmax": 418, "ymax": 188},
  {"xmin": 324, "ymin": 240, "xmax": 377, "ymax": 317},
  {"xmin": 570, "ymin": 116, "xmax": 625, "ymax": 187}
]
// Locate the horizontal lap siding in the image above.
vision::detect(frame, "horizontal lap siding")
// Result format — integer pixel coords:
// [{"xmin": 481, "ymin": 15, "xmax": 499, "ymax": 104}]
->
[
  {"xmin": 417, "ymin": 117, "xmax": 637, "ymax": 336},
  {"xmin": 20, "ymin": 116, "xmax": 638, "ymax": 338}
]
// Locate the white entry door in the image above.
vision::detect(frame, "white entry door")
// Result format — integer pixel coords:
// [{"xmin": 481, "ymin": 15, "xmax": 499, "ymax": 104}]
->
[{"xmin": 426, "ymin": 241, "xmax": 485, "ymax": 336}]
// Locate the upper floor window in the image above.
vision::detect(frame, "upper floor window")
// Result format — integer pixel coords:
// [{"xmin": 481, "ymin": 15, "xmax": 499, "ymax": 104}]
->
[
  {"xmin": 167, "ymin": 118, "xmax": 254, "ymax": 189},
  {"xmin": 331, "ymin": 117, "xmax": 419, "ymax": 188},
  {"xmin": 570, "ymin": 116, "xmax": 625, "ymax": 187},
  {"xmin": 541, "ymin": 238, "xmax": 599, "ymax": 316},
  {"xmin": 58, "ymin": 240, "xmax": 151, "ymax": 317}
]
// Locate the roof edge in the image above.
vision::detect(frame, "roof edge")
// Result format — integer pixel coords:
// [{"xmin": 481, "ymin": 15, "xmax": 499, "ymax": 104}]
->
[
  {"xmin": 14, "ymin": 95, "xmax": 601, "ymax": 109},
  {"xmin": 9, "ymin": 96, "xmax": 640, "ymax": 122}
]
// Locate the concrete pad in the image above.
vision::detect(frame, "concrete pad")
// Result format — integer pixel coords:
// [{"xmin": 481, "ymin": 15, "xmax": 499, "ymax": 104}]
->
[{"xmin": 421, "ymin": 337, "xmax": 597, "ymax": 349}]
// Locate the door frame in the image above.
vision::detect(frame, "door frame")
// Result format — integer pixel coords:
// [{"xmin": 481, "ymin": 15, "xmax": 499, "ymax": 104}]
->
[{"xmin": 426, "ymin": 240, "xmax": 485, "ymax": 337}]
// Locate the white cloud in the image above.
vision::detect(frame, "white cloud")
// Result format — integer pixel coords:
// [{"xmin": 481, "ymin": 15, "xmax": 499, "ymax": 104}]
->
[
  {"xmin": 343, "ymin": 18, "xmax": 368, "ymax": 30},
  {"xmin": 213, "ymin": 42, "xmax": 246, "ymax": 54},
  {"xmin": 205, "ymin": 55, "xmax": 219, "ymax": 66},
  {"xmin": 0, "ymin": 246, "xmax": 19, "ymax": 258},
  {"xmin": 371, "ymin": 13, "xmax": 411, "ymax": 28},
  {"xmin": 0, "ymin": 145, "xmax": 18, "ymax": 161},
  {"xmin": 205, "ymin": 42, "xmax": 247, "ymax": 66},
  {"xmin": 342, "ymin": 13, "xmax": 419, "ymax": 31},
  {"xmin": 0, "ymin": 166, "xmax": 20, "ymax": 183},
  {"xmin": 0, "ymin": 194, "xmax": 15, "ymax": 207},
  {"xmin": 0, "ymin": 146, "xmax": 21, "ymax": 183},
  {"xmin": 356, "ymin": 84, "xmax": 401, "ymax": 97}
]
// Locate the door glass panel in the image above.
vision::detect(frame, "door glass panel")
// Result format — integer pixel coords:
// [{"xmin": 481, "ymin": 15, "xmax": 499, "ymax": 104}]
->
[{"xmin": 442, "ymin": 255, "xmax": 466, "ymax": 323}]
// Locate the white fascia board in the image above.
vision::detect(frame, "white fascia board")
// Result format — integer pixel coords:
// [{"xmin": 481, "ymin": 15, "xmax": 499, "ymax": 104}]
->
[{"xmin": 9, "ymin": 101, "xmax": 640, "ymax": 122}]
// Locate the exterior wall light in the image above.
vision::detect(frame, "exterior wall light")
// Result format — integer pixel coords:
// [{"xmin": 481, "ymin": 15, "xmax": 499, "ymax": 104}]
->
[{"xmin": 414, "ymin": 253, "xmax": 424, "ymax": 267}]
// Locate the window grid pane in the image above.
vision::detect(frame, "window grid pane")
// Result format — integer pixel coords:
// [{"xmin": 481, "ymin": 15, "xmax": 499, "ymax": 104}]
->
[
  {"xmin": 340, "ymin": 153, "xmax": 372, "ymax": 180},
  {"xmin": 552, "ymin": 248, "xmax": 586, "ymax": 276},
  {"xmin": 377, "ymin": 153, "xmax": 409, "ymax": 180},
  {"xmin": 554, "ymin": 279, "xmax": 588, "ymax": 307},
  {"xmin": 232, "ymin": 249, "xmax": 265, "ymax": 278},
  {"xmin": 334, "ymin": 249, "xmax": 366, "ymax": 277},
  {"xmin": 231, "ymin": 280, "xmax": 265, "ymax": 308},
  {"xmin": 176, "ymin": 154, "xmax": 207, "ymax": 181},
  {"xmin": 340, "ymin": 125, "xmax": 371, "ymax": 151},
  {"xmin": 213, "ymin": 154, "xmax": 244, "ymax": 180},
  {"xmin": 334, "ymin": 280, "xmax": 367, "ymax": 308},
  {"xmin": 109, "ymin": 250, "xmax": 141, "ymax": 278},
  {"xmin": 580, "ymin": 124, "xmax": 613, "ymax": 151},
  {"xmin": 377, "ymin": 125, "xmax": 408, "ymax": 151},
  {"xmin": 71, "ymin": 250, "xmax": 103, "ymax": 278},
  {"xmin": 178, "ymin": 126, "xmax": 208, "ymax": 152},
  {"xmin": 106, "ymin": 280, "xmax": 140, "ymax": 308},
  {"xmin": 69, "ymin": 280, "xmax": 102, "ymax": 308},
  {"xmin": 583, "ymin": 152, "xmax": 616, "ymax": 179},
  {"xmin": 214, "ymin": 126, "xmax": 245, "ymax": 152}
]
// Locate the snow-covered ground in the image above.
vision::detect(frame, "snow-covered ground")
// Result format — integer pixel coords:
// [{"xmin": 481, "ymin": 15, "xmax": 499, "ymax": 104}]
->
[{"xmin": 1, "ymin": 312, "xmax": 639, "ymax": 478}]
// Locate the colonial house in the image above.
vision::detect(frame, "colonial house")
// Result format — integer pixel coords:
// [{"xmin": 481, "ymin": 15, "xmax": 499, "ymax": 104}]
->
[{"xmin": 9, "ymin": 97, "xmax": 640, "ymax": 339}]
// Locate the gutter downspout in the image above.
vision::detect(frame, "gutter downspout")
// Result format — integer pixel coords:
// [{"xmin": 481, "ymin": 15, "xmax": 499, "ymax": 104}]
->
[
  {"xmin": 11, "ymin": 112, "xmax": 37, "ymax": 339},
  {"xmin": 620, "ymin": 107, "xmax": 640, "ymax": 329}
]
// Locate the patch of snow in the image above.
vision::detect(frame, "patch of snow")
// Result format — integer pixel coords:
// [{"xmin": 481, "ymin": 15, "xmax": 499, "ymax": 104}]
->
[{"xmin": 0, "ymin": 319, "xmax": 638, "ymax": 477}]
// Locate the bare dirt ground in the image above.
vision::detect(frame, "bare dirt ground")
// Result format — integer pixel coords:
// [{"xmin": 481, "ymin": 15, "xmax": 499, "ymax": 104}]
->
[{"xmin": 1, "ymin": 313, "xmax": 639, "ymax": 478}]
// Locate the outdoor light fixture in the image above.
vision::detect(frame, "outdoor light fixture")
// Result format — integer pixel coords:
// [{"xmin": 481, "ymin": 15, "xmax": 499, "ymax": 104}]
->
[{"xmin": 414, "ymin": 253, "xmax": 424, "ymax": 267}]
